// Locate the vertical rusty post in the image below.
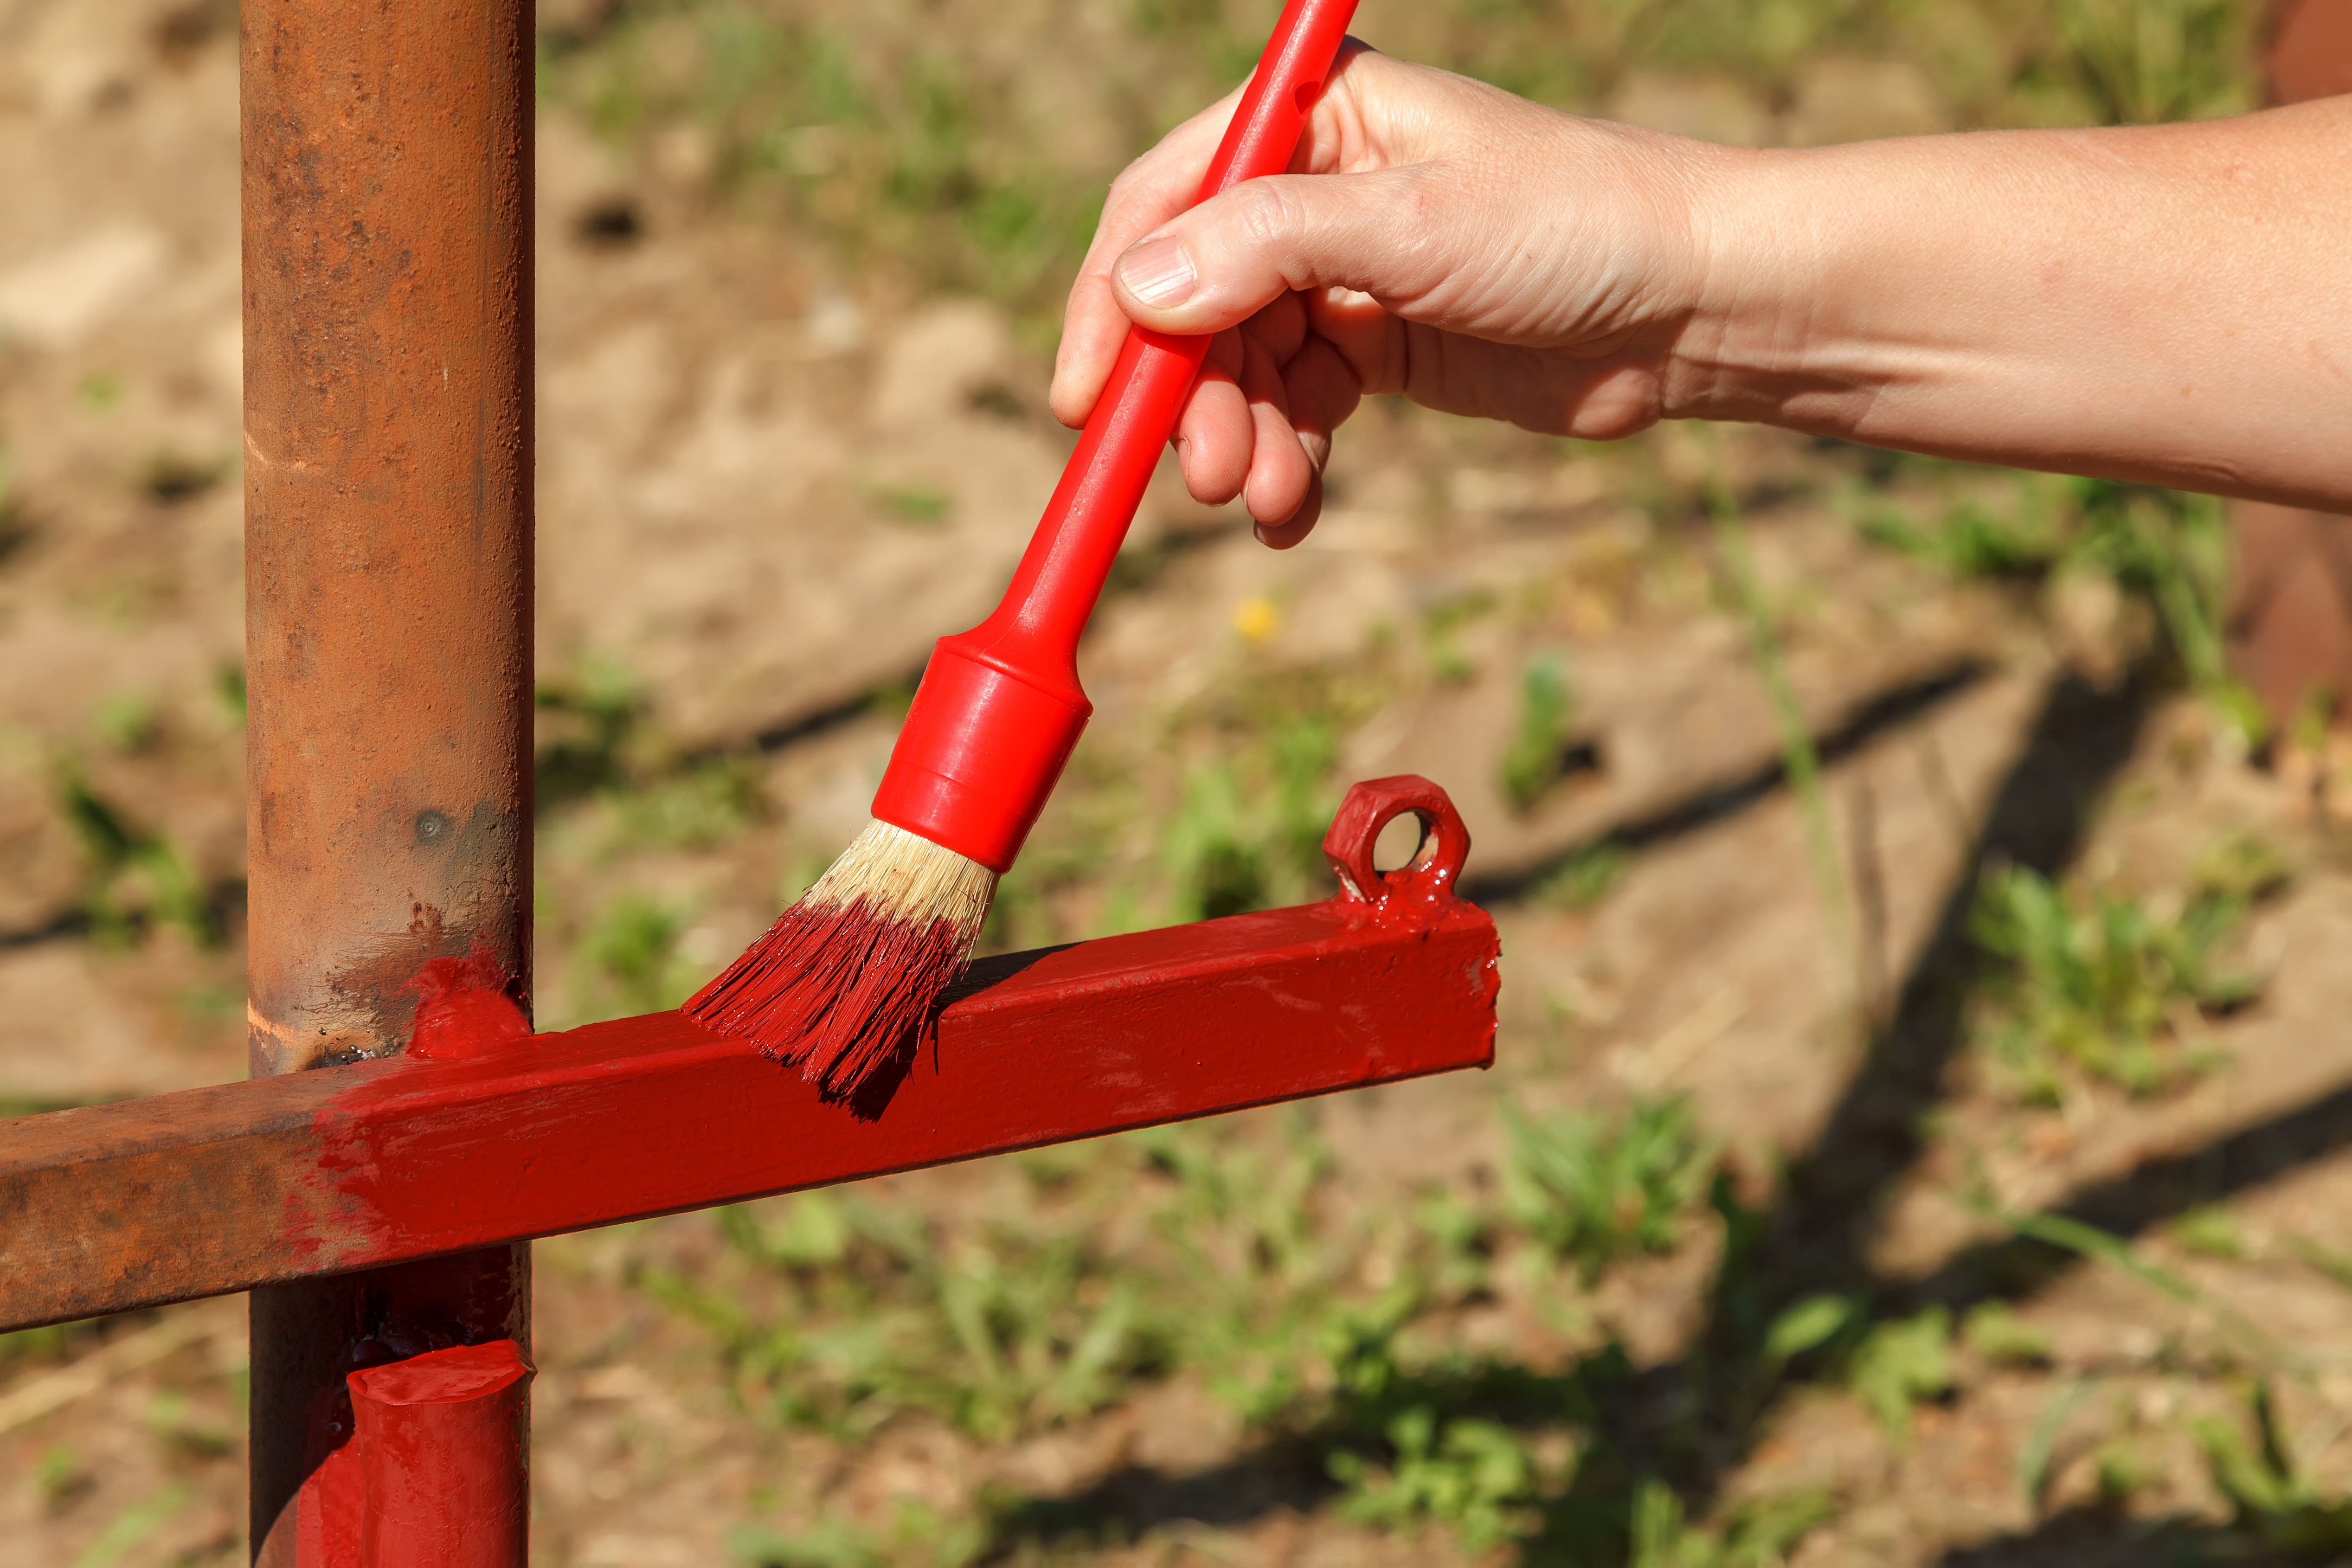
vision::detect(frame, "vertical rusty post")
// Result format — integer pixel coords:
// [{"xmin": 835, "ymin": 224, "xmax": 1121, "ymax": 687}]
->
[{"xmin": 240, "ymin": 0, "xmax": 534, "ymax": 1559}]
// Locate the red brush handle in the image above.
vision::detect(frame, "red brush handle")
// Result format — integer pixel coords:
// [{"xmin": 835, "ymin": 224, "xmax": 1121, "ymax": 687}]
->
[{"xmin": 873, "ymin": 0, "xmax": 1359, "ymax": 874}]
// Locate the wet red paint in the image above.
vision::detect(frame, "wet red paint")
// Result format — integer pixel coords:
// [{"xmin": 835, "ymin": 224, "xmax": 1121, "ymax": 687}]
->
[
  {"xmin": 347, "ymin": 1340, "xmax": 532, "ymax": 1568},
  {"xmin": 297, "ymin": 858, "xmax": 1495, "ymax": 1270},
  {"xmin": 0, "ymin": 781, "xmax": 1493, "ymax": 1329},
  {"xmin": 296, "ymin": 1438, "xmax": 361, "ymax": 1568},
  {"xmin": 404, "ymin": 947, "xmax": 531, "ymax": 1062},
  {"xmin": 686, "ymin": 899, "xmax": 971, "ymax": 1097}
]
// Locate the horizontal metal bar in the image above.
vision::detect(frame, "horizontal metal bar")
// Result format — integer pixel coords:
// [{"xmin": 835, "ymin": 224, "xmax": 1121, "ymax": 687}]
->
[{"xmin": 0, "ymin": 892, "xmax": 1495, "ymax": 1333}]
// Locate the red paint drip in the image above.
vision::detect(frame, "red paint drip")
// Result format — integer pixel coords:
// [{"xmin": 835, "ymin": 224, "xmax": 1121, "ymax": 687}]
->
[
  {"xmin": 685, "ymin": 900, "xmax": 968, "ymax": 1096},
  {"xmin": 405, "ymin": 945, "xmax": 530, "ymax": 1062}
]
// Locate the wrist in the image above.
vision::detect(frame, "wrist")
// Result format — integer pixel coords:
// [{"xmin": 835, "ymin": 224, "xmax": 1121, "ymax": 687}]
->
[{"xmin": 1664, "ymin": 143, "xmax": 1831, "ymax": 426}]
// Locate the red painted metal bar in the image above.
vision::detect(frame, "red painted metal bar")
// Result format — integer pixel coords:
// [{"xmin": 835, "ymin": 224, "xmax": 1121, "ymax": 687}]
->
[
  {"xmin": 349, "ymin": 1342, "xmax": 534, "ymax": 1568},
  {"xmin": 0, "ymin": 779, "xmax": 1497, "ymax": 1335},
  {"xmin": 239, "ymin": 0, "xmax": 534, "ymax": 1553}
]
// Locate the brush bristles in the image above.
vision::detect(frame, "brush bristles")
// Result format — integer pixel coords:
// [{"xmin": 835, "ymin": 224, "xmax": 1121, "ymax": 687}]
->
[{"xmin": 685, "ymin": 820, "xmax": 997, "ymax": 1095}]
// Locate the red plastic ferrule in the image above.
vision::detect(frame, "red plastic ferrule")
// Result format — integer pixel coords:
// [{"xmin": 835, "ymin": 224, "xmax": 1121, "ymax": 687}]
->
[{"xmin": 871, "ymin": 637, "xmax": 1090, "ymax": 874}]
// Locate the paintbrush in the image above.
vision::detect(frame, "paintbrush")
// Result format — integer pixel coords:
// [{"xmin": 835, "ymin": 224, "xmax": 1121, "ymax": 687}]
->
[{"xmin": 686, "ymin": 0, "xmax": 1361, "ymax": 1094}]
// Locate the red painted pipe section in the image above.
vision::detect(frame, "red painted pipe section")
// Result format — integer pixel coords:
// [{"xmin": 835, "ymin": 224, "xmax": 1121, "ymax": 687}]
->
[
  {"xmin": 0, "ymin": 778, "xmax": 1499, "ymax": 1335},
  {"xmin": 347, "ymin": 1341, "xmax": 533, "ymax": 1568}
]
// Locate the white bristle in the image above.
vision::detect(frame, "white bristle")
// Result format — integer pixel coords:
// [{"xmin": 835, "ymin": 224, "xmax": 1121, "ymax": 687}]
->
[{"xmin": 803, "ymin": 819, "xmax": 996, "ymax": 938}]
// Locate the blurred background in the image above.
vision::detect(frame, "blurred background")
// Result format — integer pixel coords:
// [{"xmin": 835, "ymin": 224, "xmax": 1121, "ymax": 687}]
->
[{"xmin": 6, "ymin": 0, "xmax": 2352, "ymax": 1562}]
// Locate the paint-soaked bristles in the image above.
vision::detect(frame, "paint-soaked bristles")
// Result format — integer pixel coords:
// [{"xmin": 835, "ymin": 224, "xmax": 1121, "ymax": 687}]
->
[{"xmin": 685, "ymin": 819, "xmax": 997, "ymax": 1095}]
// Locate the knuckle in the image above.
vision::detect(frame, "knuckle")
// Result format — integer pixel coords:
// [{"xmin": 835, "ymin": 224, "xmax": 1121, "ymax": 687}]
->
[{"xmin": 1231, "ymin": 180, "xmax": 1306, "ymax": 256}]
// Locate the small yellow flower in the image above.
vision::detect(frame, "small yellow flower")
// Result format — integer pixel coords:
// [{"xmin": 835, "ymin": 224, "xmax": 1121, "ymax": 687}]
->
[{"xmin": 1232, "ymin": 595, "xmax": 1279, "ymax": 644}]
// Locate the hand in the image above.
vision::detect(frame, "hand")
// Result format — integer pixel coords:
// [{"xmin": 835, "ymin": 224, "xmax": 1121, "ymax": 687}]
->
[{"xmin": 1049, "ymin": 43, "xmax": 1729, "ymax": 546}]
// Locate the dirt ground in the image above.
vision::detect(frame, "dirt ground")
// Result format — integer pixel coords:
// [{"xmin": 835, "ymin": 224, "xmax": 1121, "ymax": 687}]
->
[{"xmin": 9, "ymin": 0, "xmax": 2352, "ymax": 1565}]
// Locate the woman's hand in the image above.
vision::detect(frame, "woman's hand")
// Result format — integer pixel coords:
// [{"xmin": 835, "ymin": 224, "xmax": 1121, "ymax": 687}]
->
[
  {"xmin": 1049, "ymin": 44, "xmax": 1732, "ymax": 546},
  {"xmin": 1053, "ymin": 48, "xmax": 2352, "ymax": 527}
]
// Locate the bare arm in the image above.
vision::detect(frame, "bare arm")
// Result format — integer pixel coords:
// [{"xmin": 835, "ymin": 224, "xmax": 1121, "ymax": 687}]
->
[
  {"xmin": 1687, "ymin": 98, "xmax": 2352, "ymax": 508},
  {"xmin": 1050, "ymin": 47, "xmax": 2352, "ymax": 541}
]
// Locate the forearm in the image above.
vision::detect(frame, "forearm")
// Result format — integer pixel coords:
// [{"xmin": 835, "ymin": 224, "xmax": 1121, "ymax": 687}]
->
[{"xmin": 1677, "ymin": 98, "xmax": 2352, "ymax": 509}]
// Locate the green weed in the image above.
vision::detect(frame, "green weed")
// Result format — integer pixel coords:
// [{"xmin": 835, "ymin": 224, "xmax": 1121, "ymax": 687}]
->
[
  {"xmin": 0, "ymin": 444, "xmax": 24, "ymax": 562},
  {"xmin": 1861, "ymin": 490, "xmax": 2069, "ymax": 580},
  {"xmin": 1630, "ymin": 1478, "xmax": 1837, "ymax": 1568},
  {"xmin": 1862, "ymin": 473, "xmax": 2264, "ymax": 743},
  {"xmin": 1534, "ymin": 840, "xmax": 1628, "ymax": 911},
  {"xmin": 58, "ymin": 771, "xmax": 217, "ymax": 947},
  {"xmin": 1762, "ymin": 1293, "xmax": 1859, "ymax": 1369},
  {"xmin": 1157, "ymin": 704, "xmax": 1340, "ymax": 922},
  {"xmin": 1963, "ymin": 1189, "xmax": 2310, "ymax": 1379},
  {"xmin": 2017, "ymin": 1381, "xmax": 2090, "ymax": 1511},
  {"xmin": 729, "ymin": 1503, "xmax": 992, "ymax": 1568},
  {"xmin": 574, "ymin": 894, "xmax": 694, "ymax": 1020},
  {"xmin": 2052, "ymin": 0, "xmax": 2255, "ymax": 124},
  {"xmin": 37, "ymin": 1446, "xmax": 87, "ymax": 1513},
  {"xmin": 145, "ymin": 1388, "xmax": 233, "ymax": 1461},
  {"xmin": 537, "ymin": 662, "xmax": 761, "ymax": 848},
  {"xmin": 93, "ymin": 693, "xmax": 161, "ymax": 753},
  {"xmin": 2172, "ymin": 1204, "xmax": 2246, "ymax": 1260},
  {"xmin": 1961, "ymin": 1300, "xmax": 2052, "ymax": 1368},
  {"xmin": 1501, "ymin": 653, "xmax": 1578, "ymax": 812},
  {"xmin": 1504, "ymin": 1098, "xmax": 1717, "ymax": 1281},
  {"xmin": 212, "ymin": 662, "xmax": 246, "ymax": 723},
  {"xmin": 1420, "ymin": 588, "xmax": 1496, "ymax": 686},
  {"xmin": 534, "ymin": 663, "xmax": 648, "ymax": 812},
  {"xmin": 868, "ymin": 482, "xmax": 951, "ymax": 527},
  {"xmin": 1703, "ymin": 439, "xmax": 1855, "ymax": 1009},
  {"xmin": 69, "ymin": 1484, "xmax": 191, "ymax": 1568},
  {"xmin": 1969, "ymin": 861, "xmax": 2259, "ymax": 1100},
  {"xmin": 674, "ymin": 1188, "xmax": 1172, "ymax": 1443},
  {"xmin": 540, "ymin": 3, "xmax": 1106, "ymax": 325},
  {"xmin": 2193, "ymin": 830, "xmax": 2291, "ymax": 906},
  {"xmin": 1849, "ymin": 1306, "xmax": 1953, "ymax": 1441},
  {"xmin": 1330, "ymin": 1406, "xmax": 1540, "ymax": 1551},
  {"xmin": 2197, "ymin": 1382, "xmax": 2352, "ymax": 1554}
]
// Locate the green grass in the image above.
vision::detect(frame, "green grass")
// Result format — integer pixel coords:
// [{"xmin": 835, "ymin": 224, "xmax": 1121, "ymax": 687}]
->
[
  {"xmin": 1501, "ymin": 653, "xmax": 1578, "ymax": 812},
  {"xmin": 1534, "ymin": 839, "xmax": 1629, "ymax": 911},
  {"xmin": 1848, "ymin": 1305, "xmax": 1954, "ymax": 1441},
  {"xmin": 571, "ymin": 893, "xmax": 697, "ymax": 1022},
  {"xmin": 57, "ymin": 771, "xmax": 217, "ymax": 948},
  {"xmin": 1502, "ymin": 1098, "xmax": 1717, "ymax": 1282},
  {"xmin": 2197, "ymin": 1382, "xmax": 2352, "ymax": 1555},
  {"xmin": 1629, "ymin": 1479, "xmax": 1837, "ymax": 1568},
  {"xmin": 1330, "ymin": 1405, "xmax": 1543, "ymax": 1551},
  {"xmin": 1969, "ymin": 860, "xmax": 2262, "ymax": 1100},
  {"xmin": 0, "ymin": 444, "xmax": 24, "ymax": 563},
  {"xmin": 70, "ymin": 1484, "xmax": 192, "ymax": 1568},
  {"xmin": 1860, "ymin": 471, "xmax": 2267, "ymax": 745},
  {"xmin": 638, "ymin": 1100, "xmax": 1796, "ymax": 1559}
]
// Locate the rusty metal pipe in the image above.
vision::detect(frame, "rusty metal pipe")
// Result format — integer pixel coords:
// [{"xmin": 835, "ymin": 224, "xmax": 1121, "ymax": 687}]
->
[{"xmin": 241, "ymin": 0, "xmax": 534, "ymax": 1556}]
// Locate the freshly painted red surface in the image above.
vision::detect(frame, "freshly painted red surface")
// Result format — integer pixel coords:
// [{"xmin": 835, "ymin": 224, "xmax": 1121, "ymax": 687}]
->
[
  {"xmin": 347, "ymin": 1340, "xmax": 532, "ymax": 1568},
  {"xmin": 298, "ymin": 782, "xmax": 1494, "ymax": 1273},
  {"xmin": 870, "ymin": 0, "xmax": 1359, "ymax": 874},
  {"xmin": 1322, "ymin": 775, "xmax": 1474, "ymax": 916},
  {"xmin": 0, "ymin": 781, "xmax": 1494, "ymax": 1336},
  {"xmin": 405, "ymin": 950, "xmax": 532, "ymax": 1063}
]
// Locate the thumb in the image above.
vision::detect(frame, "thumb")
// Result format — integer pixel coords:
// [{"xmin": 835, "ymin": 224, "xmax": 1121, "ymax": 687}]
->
[{"xmin": 1110, "ymin": 168, "xmax": 1433, "ymax": 336}]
